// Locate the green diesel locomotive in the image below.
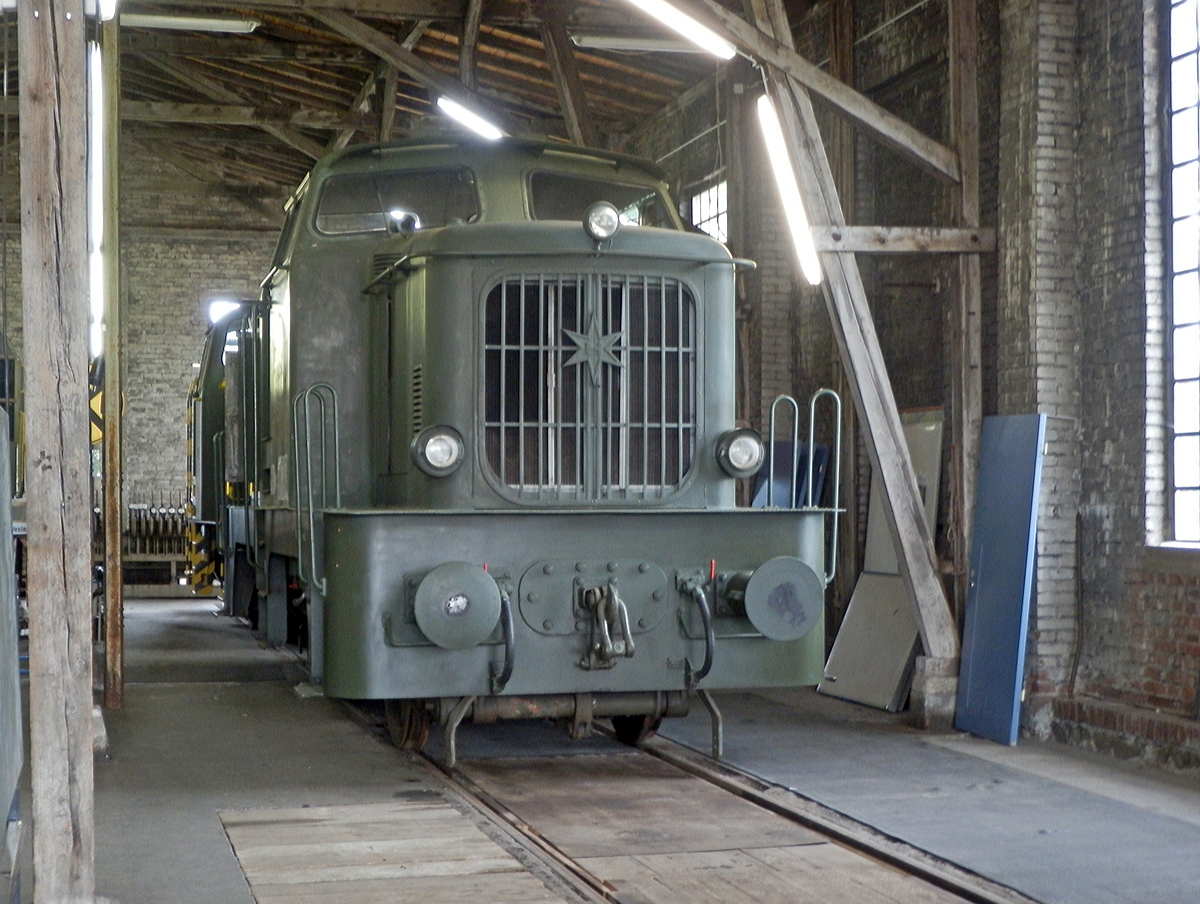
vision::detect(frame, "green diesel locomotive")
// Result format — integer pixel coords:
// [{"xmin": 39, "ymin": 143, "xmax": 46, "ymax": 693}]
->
[{"xmin": 189, "ymin": 136, "xmax": 838, "ymax": 762}]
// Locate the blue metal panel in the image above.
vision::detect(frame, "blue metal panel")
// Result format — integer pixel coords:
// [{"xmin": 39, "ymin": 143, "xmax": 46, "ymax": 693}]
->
[
  {"xmin": 955, "ymin": 414, "xmax": 1047, "ymax": 745},
  {"xmin": 750, "ymin": 442, "xmax": 830, "ymax": 508}
]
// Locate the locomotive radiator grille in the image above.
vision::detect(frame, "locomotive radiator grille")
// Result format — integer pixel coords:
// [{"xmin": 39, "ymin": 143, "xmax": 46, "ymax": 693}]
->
[{"xmin": 483, "ymin": 273, "xmax": 697, "ymax": 502}]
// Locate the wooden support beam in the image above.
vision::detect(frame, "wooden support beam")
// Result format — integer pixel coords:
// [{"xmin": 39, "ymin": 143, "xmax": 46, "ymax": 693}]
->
[
  {"xmin": 827, "ymin": 0, "xmax": 859, "ymax": 625},
  {"xmin": 949, "ymin": 0, "xmax": 983, "ymax": 625},
  {"xmin": 460, "ymin": 0, "xmax": 483, "ymax": 91},
  {"xmin": 355, "ymin": 18, "xmax": 433, "ymax": 145},
  {"xmin": 401, "ymin": 20, "xmax": 432, "ymax": 51},
  {"xmin": 121, "ymin": 32, "xmax": 375, "ymax": 62},
  {"xmin": 829, "ymin": 0, "xmax": 856, "ymax": 211},
  {"xmin": 120, "ymin": 101, "xmax": 372, "ymax": 130},
  {"xmin": 812, "ymin": 226, "xmax": 996, "ymax": 253},
  {"xmin": 309, "ymin": 9, "xmax": 514, "ymax": 132},
  {"xmin": 102, "ymin": 12, "xmax": 125, "ymax": 714},
  {"xmin": 683, "ymin": 0, "xmax": 961, "ymax": 184},
  {"xmin": 141, "ymin": 55, "xmax": 325, "ymax": 159},
  {"xmin": 0, "ymin": 95, "xmax": 372, "ymax": 129},
  {"xmin": 540, "ymin": 15, "xmax": 596, "ymax": 147},
  {"xmin": 19, "ymin": 2, "xmax": 95, "ymax": 899},
  {"xmin": 328, "ymin": 61, "xmax": 381, "ymax": 153},
  {"xmin": 753, "ymin": 1, "xmax": 959, "ymax": 663},
  {"xmin": 130, "ymin": 0, "xmax": 633, "ymax": 30},
  {"xmin": 379, "ymin": 62, "xmax": 400, "ymax": 141},
  {"xmin": 132, "ymin": 0, "xmax": 464, "ymax": 15}
]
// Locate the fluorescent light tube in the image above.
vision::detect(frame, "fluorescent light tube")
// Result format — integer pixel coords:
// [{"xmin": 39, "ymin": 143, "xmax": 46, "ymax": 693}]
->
[
  {"xmin": 756, "ymin": 94, "xmax": 822, "ymax": 286},
  {"xmin": 436, "ymin": 97, "xmax": 505, "ymax": 141},
  {"xmin": 619, "ymin": 0, "xmax": 736, "ymax": 60},
  {"xmin": 570, "ymin": 31, "xmax": 702, "ymax": 53},
  {"xmin": 120, "ymin": 14, "xmax": 260, "ymax": 34}
]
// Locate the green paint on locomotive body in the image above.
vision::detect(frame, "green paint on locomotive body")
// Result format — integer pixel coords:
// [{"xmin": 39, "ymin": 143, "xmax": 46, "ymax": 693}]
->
[{"xmin": 192, "ymin": 134, "xmax": 831, "ymax": 701}]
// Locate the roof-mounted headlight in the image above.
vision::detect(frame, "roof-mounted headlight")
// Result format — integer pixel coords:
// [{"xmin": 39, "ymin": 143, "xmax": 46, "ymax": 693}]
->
[
  {"xmin": 715, "ymin": 428, "xmax": 765, "ymax": 479},
  {"xmin": 412, "ymin": 425, "xmax": 465, "ymax": 477},
  {"xmin": 584, "ymin": 201, "xmax": 621, "ymax": 243}
]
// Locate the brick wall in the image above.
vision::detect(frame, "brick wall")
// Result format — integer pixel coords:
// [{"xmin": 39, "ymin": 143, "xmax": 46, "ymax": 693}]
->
[
  {"xmin": 996, "ymin": 0, "xmax": 1085, "ymax": 732},
  {"xmin": 117, "ymin": 148, "xmax": 281, "ymax": 501},
  {"xmin": 0, "ymin": 147, "xmax": 280, "ymax": 505},
  {"xmin": 121, "ymin": 232, "xmax": 274, "ymax": 501},
  {"xmin": 1068, "ymin": 0, "xmax": 1200, "ymax": 730}
]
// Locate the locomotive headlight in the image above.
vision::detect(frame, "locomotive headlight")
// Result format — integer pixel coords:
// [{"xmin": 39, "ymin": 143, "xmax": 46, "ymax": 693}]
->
[
  {"xmin": 584, "ymin": 202, "xmax": 621, "ymax": 243},
  {"xmin": 412, "ymin": 426, "xmax": 465, "ymax": 477},
  {"xmin": 716, "ymin": 428, "xmax": 765, "ymax": 479}
]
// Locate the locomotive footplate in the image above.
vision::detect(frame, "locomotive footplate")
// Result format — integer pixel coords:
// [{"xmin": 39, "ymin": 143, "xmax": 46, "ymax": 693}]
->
[{"xmin": 322, "ymin": 508, "xmax": 828, "ymax": 704}]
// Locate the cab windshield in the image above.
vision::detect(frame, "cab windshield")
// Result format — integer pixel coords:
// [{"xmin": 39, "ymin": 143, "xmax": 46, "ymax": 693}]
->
[
  {"xmin": 528, "ymin": 172, "xmax": 676, "ymax": 229},
  {"xmin": 314, "ymin": 167, "xmax": 480, "ymax": 235}
]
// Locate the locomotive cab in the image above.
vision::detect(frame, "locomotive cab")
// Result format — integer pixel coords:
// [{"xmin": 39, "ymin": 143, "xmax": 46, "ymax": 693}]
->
[{"xmin": 189, "ymin": 135, "xmax": 839, "ymax": 761}]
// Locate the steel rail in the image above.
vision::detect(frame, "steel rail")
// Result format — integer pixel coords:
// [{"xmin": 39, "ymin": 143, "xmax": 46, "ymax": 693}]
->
[
  {"xmin": 434, "ymin": 730, "xmax": 1039, "ymax": 904},
  {"xmin": 636, "ymin": 735, "xmax": 1040, "ymax": 904}
]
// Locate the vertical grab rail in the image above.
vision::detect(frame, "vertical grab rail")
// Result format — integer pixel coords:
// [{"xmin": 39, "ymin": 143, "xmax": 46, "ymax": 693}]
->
[
  {"xmin": 292, "ymin": 383, "xmax": 342, "ymax": 594},
  {"xmin": 242, "ymin": 312, "xmax": 261, "ymax": 568},
  {"xmin": 767, "ymin": 395, "xmax": 801, "ymax": 508},
  {"xmin": 806, "ymin": 388, "xmax": 843, "ymax": 586}
]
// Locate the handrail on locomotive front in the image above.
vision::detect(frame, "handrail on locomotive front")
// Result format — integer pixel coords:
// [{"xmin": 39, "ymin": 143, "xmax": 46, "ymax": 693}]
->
[
  {"xmin": 767, "ymin": 388, "xmax": 843, "ymax": 586},
  {"xmin": 807, "ymin": 389, "xmax": 843, "ymax": 586}
]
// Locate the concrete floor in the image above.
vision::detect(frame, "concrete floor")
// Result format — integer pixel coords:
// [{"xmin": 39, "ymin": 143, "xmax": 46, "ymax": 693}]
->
[
  {"xmin": 662, "ymin": 687, "xmax": 1200, "ymax": 904},
  {"xmin": 88, "ymin": 598, "xmax": 1200, "ymax": 904},
  {"xmin": 94, "ymin": 600, "xmax": 437, "ymax": 904}
]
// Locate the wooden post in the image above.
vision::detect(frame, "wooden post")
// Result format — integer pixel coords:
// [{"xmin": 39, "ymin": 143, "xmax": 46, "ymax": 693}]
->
[
  {"xmin": 102, "ymin": 12, "xmax": 124, "ymax": 712},
  {"xmin": 948, "ymin": 0, "xmax": 983, "ymax": 625},
  {"xmin": 378, "ymin": 63, "xmax": 398, "ymax": 142},
  {"xmin": 827, "ymin": 0, "xmax": 859, "ymax": 631},
  {"xmin": 460, "ymin": 0, "xmax": 483, "ymax": 92},
  {"xmin": 829, "ymin": 0, "xmax": 856, "ymax": 214},
  {"xmin": 751, "ymin": 1, "xmax": 961, "ymax": 675},
  {"xmin": 19, "ymin": 0, "xmax": 96, "ymax": 900}
]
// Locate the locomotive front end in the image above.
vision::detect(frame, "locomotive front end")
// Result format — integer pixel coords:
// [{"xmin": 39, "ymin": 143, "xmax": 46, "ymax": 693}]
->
[
  {"xmin": 317, "ymin": 159, "xmax": 834, "ymax": 750},
  {"xmin": 186, "ymin": 137, "xmax": 841, "ymax": 757}
]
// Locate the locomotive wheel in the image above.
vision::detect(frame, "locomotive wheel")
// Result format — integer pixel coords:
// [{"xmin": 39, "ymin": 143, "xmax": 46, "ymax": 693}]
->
[
  {"xmin": 384, "ymin": 699, "xmax": 431, "ymax": 751},
  {"xmin": 611, "ymin": 714, "xmax": 662, "ymax": 746}
]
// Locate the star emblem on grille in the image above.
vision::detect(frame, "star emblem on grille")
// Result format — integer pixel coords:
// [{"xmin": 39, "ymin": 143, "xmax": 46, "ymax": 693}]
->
[{"xmin": 563, "ymin": 316, "xmax": 623, "ymax": 387}]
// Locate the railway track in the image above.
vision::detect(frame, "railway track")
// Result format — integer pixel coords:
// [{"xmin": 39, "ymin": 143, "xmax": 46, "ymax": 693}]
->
[{"xmin": 342, "ymin": 707, "xmax": 1042, "ymax": 904}]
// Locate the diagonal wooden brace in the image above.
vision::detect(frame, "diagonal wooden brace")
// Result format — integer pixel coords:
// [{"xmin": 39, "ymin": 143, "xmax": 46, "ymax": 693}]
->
[{"xmin": 750, "ymin": 2, "xmax": 960, "ymax": 664}]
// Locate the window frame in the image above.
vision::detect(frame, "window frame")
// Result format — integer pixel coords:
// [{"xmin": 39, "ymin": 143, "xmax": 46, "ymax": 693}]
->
[
  {"xmin": 1167, "ymin": 0, "xmax": 1200, "ymax": 543},
  {"xmin": 688, "ymin": 179, "xmax": 728, "ymax": 245}
]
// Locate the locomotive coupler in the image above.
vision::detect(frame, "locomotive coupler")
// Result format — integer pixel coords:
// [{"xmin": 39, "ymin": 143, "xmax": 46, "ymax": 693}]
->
[{"xmin": 578, "ymin": 582, "xmax": 636, "ymax": 670}]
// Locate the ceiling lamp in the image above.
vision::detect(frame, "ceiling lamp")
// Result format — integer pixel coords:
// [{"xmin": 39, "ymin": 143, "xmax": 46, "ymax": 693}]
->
[
  {"xmin": 756, "ymin": 94, "xmax": 822, "ymax": 286},
  {"xmin": 570, "ymin": 31, "xmax": 702, "ymax": 53},
  {"xmin": 617, "ymin": 0, "xmax": 736, "ymax": 60},
  {"xmin": 436, "ymin": 97, "xmax": 506, "ymax": 141},
  {"xmin": 120, "ymin": 14, "xmax": 260, "ymax": 34}
]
